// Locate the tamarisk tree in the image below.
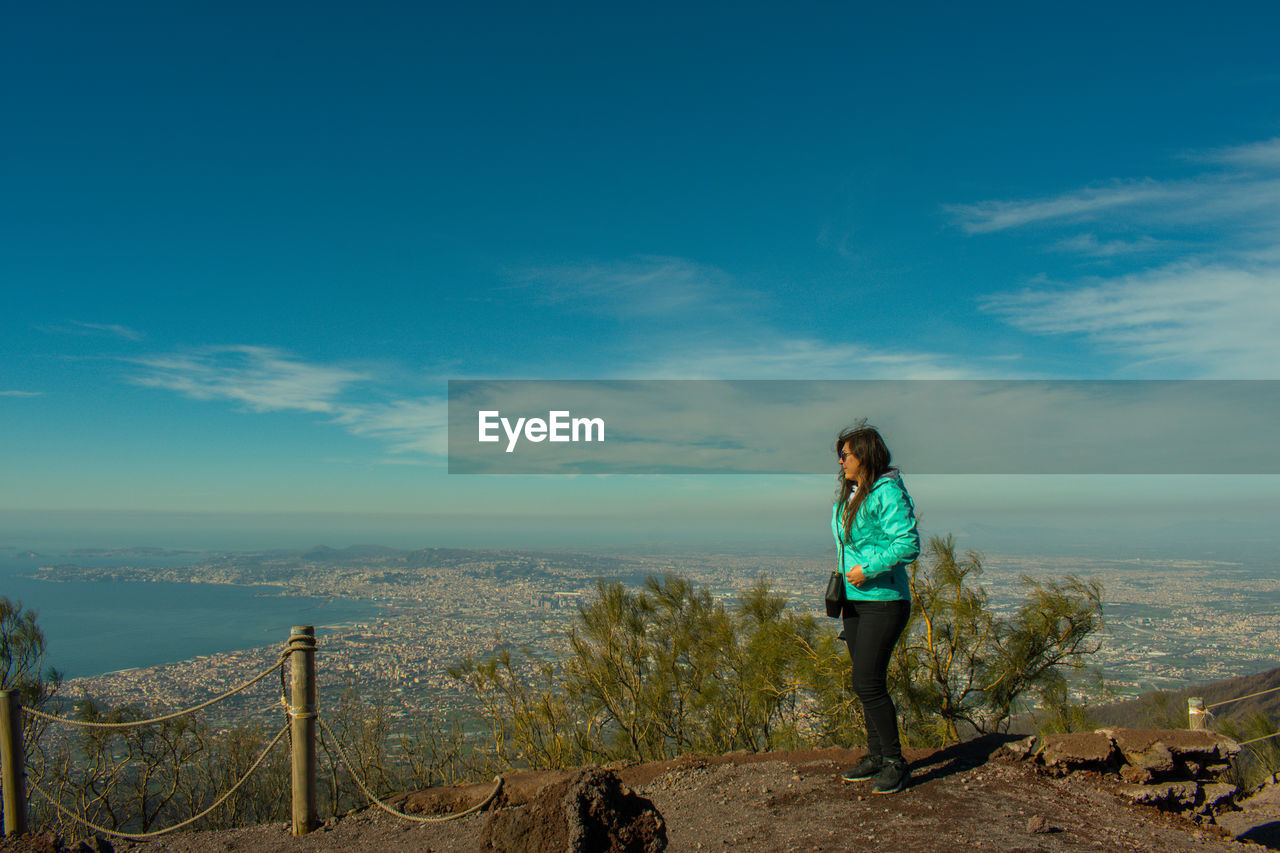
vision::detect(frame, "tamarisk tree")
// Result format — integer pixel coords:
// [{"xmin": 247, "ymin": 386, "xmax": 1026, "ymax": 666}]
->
[
  {"xmin": 452, "ymin": 574, "xmax": 824, "ymax": 767},
  {"xmin": 893, "ymin": 536, "xmax": 1104, "ymax": 744},
  {"xmin": 454, "ymin": 537, "xmax": 1105, "ymax": 765}
]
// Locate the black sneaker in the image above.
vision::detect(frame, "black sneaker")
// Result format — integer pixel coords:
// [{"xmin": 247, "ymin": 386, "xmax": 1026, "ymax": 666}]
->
[
  {"xmin": 840, "ymin": 754, "xmax": 883, "ymax": 783},
  {"xmin": 870, "ymin": 758, "xmax": 910, "ymax": 794}
]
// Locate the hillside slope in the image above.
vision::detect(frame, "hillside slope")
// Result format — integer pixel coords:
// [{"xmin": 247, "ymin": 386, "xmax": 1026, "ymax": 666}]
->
[{"xmin": 1091, "ymin": 665, "xmax": 1280, "ymax": 728}]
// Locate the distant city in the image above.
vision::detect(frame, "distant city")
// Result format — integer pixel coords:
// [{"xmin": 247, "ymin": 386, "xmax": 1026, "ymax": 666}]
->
[{"xmin": 21, "ymin": 545, "xmax": 1280, "ymax": 733}]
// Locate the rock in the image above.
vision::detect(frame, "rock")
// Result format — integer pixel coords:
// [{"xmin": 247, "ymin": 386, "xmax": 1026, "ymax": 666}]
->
[
  {"xmin": 1000, "ymin": 736, "xmax": 1037, "ymax": 761},
  {"xmin": 1167, "ymin": 780, "xmax": 1202, "ymax": 810},
  {"xmin": 1134, "ymin": 741, "xmax": 1176, "ymax": 775},
  {"xmin": 1118, "ymin": 782, "xmax": 1158, "ymax": 805},
  {"xmin": 1217, "ymin": 775, "xmax": 1280, "ymax": 844},
  {"xmin": 1118, "ymin": 780, "xmax": 1200, "ymax": 810},
  {"xmin": 406, "ymin": 772, "xmax": 568, "ymax": 817},
  {"xmin": 1199, "ymin": 782, "xmax": 1238, "ymax": 814},
  {"xmin": 1026, "ymin": 815, "xmax": 1051, "ymax": 834},
  {"xmin": 1040, "ymin": 732, "xmax": 1116, "ymax": 771},
  {"xmin": 1184, "ymin": 759, "xmax": 1204, "ymax": 776},
  {"xmin": 481, "ymin": 766, "xmax": 666, "ymax": 853},
  {"xmin": 1214, "ymin": 738, "xmax": 1242, "ymax": 761},
  {"xmin": 1119, "ymin": 763, "xmax": 1154, "ymax": 784},
  {"xmin": 1112, "ymin": 729, "xmax": 1239, "ymax": 764}
]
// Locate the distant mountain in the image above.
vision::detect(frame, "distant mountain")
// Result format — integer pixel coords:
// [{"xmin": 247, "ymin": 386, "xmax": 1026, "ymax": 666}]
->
[{"xmin": 300, "ymin": 544, "xmax": 404, "ymax": 562}]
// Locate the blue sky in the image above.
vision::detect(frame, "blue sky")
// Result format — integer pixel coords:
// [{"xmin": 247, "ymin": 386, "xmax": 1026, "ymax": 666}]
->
[{"xmin": 4, "ymin": 1, "xmax": 1280, "ymax": 555}]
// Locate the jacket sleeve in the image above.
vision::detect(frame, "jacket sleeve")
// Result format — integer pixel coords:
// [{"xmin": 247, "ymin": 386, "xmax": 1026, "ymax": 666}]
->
[{"xmin": 861, "ymin": 483, "xmax": 920, "ymax": 579}]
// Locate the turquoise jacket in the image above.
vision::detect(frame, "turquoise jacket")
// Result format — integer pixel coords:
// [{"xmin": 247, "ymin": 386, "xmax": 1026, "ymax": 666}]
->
[{"xmin": 831, "ymin": 469, "xmax": 920, "ymax": 602}]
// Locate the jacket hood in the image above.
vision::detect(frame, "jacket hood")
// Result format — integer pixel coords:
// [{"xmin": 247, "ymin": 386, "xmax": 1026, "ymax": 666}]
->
[{"xmin": 847, "ymin": 467, "xmax": 901, "ymax": 501}]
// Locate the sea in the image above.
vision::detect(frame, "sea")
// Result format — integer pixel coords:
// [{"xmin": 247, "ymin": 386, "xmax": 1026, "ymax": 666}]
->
[{"xmin": 1, "ymin": 552, "xmax": 383, "ymax": 679}]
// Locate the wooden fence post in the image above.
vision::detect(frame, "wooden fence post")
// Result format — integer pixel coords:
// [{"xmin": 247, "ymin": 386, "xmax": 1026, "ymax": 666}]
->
[
  {"xmin": 289, "ymin": 626, "xmax": 317, "ymax": 836},
  {"xmin": 1, "ymin": 690, "xmax": 27, "ymax": 836},
  {"xmin": 1188, "ymin": 697, "xmax": 1207, "ymax": 730}
]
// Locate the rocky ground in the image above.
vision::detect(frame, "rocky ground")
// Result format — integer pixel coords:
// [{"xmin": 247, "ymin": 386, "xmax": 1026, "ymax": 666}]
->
[{"xmin": 4, "ymin": 735, "xmax": 1277, "ymax": 853}]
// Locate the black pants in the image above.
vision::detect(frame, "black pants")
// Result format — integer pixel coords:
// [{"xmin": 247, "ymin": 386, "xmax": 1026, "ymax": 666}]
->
[{"xmin": 841, "ymin": 598, "xmax": 910, "ymax": 761}]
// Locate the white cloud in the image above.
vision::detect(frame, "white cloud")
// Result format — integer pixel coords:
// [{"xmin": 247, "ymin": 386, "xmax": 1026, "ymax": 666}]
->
[
  {"xmin": 0, "ymin": 390, "xmax": 44, "ymax": 397},
  {"xmin": 950, "ymin": 154, "xmax": 1280, "ymax": 240},
  {"xmin": 626, "ymin": 338, "xmax": 992, "ymax": 380},
  {"xmin": 984, "ymin": 262, "xmax": 1280, "ymax": 377},
  {"xmin": 963, "ymin": 138, "xmax": 1280, "ymax": 377},
  {"xmin": 510, "ymin": 255, "xmax": 746, "ymax": 319},
  {"xmin": 1051, "ymin": 233, "xmax": 1163, "ymax": 258},
  {"xmin": 946, "ymin": 181, "xmax": 1182, "ymax": 234},
  {"xmin": 131, "ymin": 346, "xmax": 370, "ymax": 413},
  {"xmin": 511, "ymin": 255, "xmax": 1005, "ymax": 380},
  {"xmin": 332, "ymin": 399, "xmax": 448, "ymax": 456},
  {"xmin": 1207, "ymin": 137, "xmax": 1280, "ymax": 170},
  {"xmin": 41, "ymin": 321, "xmax": 145, "ymax": 341},
  {"xmin": 74, "ymin": 322, "xmax": 145, "ymax": 341},
  {"xmin": 129, "ymin": 345, "xmax": 451, "ymax": 459}
]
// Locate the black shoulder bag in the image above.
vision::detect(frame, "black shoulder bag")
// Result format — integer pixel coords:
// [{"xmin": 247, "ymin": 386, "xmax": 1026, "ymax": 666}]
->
[{"xmin": 824, "ymin": 542, "xmax": 846, "ymax": 618}]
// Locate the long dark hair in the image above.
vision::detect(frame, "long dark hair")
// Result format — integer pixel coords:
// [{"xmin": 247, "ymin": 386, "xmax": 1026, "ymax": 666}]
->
[{"xmin": 835, "ymin": 421, "xmax": 893, "ymax": 542}]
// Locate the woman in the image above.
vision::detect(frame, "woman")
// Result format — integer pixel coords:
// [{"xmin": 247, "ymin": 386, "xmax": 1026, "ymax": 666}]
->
[{"xmin": 833, "ymin": 423, "xmax": 919, "ymax": 794}]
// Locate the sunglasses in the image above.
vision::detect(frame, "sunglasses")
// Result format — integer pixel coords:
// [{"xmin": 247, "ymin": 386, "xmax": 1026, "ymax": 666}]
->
[{"xmin": 839, "ymin": 450, "xmax": 855, "ymax": 463}]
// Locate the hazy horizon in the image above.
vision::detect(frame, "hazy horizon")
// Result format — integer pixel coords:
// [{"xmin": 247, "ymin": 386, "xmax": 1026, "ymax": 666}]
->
[{"xmin": 4, "ymin": 495, "xmax": 1276, "ymax": 562}]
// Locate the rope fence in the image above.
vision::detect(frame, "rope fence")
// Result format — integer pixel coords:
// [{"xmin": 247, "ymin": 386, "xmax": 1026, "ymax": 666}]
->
[
  {"xmin": 1237, "ymin": 730, "xmax": 1280, "ymax": 747},
  {"xmin": 0, "ymin": 625, "xmax": 505, "ymax": 839},
  {"xmin": 28, "ymin": 724, "xmax": 290, "ymax": 841},
  {"xmin": 11, "ymin": 620, "xmax": 1270, "ymax": 840},
  {"xmin": 1188, "ymin": 683, "xmax": 1280, "ymax": 751},
  {"xmin": 316, "ymin": 715, "xmax": 504, "ymax": 824},
  {"xmin": 1206, "ymin": 684, "xmax": 1280, "ymax": 711}
]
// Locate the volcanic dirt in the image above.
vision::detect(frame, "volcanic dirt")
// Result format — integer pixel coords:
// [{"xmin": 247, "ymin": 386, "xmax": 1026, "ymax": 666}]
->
[{"xmin": 4, "ymin": 736, "xmax": 1272, "ymax": 853}]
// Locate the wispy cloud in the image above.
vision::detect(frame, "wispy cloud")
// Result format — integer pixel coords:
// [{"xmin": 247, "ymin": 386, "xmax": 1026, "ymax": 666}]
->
[
  {"xmin": 42, "ymin": 321, "xmax": 145, "ymax": 341},
  {"xmin": 509, "ymin": 255, "xmax": 999, "ymax": 379},
  {"xmin": 130, "ymin": 346, "xmax": 370, "ymax": 413},
  {"xmin": 984, "ymin": 263, "xmax": 1280, "ymax": 377},
  {"xmin": 0, "ymin": 390, "xmax": 44, "ymax": 397},
  {"xmin": 1206, "ymin": 136, "xmax": 1280, "ymax": 170},
  {"xmin": 332, "ymin": 399, "xmax": 448, "ymax": 456},
  {"xmin": 946, "ymin": 181, "xmax": 1184, "ymax": 234},
  {"xmin": 626, "ymin": 338, "xmax": 994, "ymax": 380},
  {"xmin": 128, "ymin": 345, "xmax": 450, "ymax": 459},
  {"xmin": 1051, "ymin": 233, "xmax": 1164, "ymax": 258},
  {"xmin": 123, "ymin": 334, "xmax": 983, "ymax": 469},
  {"xmin": 509, "ymin": 255, "xmax": 747, "ymax": 319},
  {"xmin": 950, "ymin": 140, "xmax": 1280, "ymax": 240},
  {"xmin": 962, "ymin": 138, "xmax": 1280, "ymax": 377}
]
